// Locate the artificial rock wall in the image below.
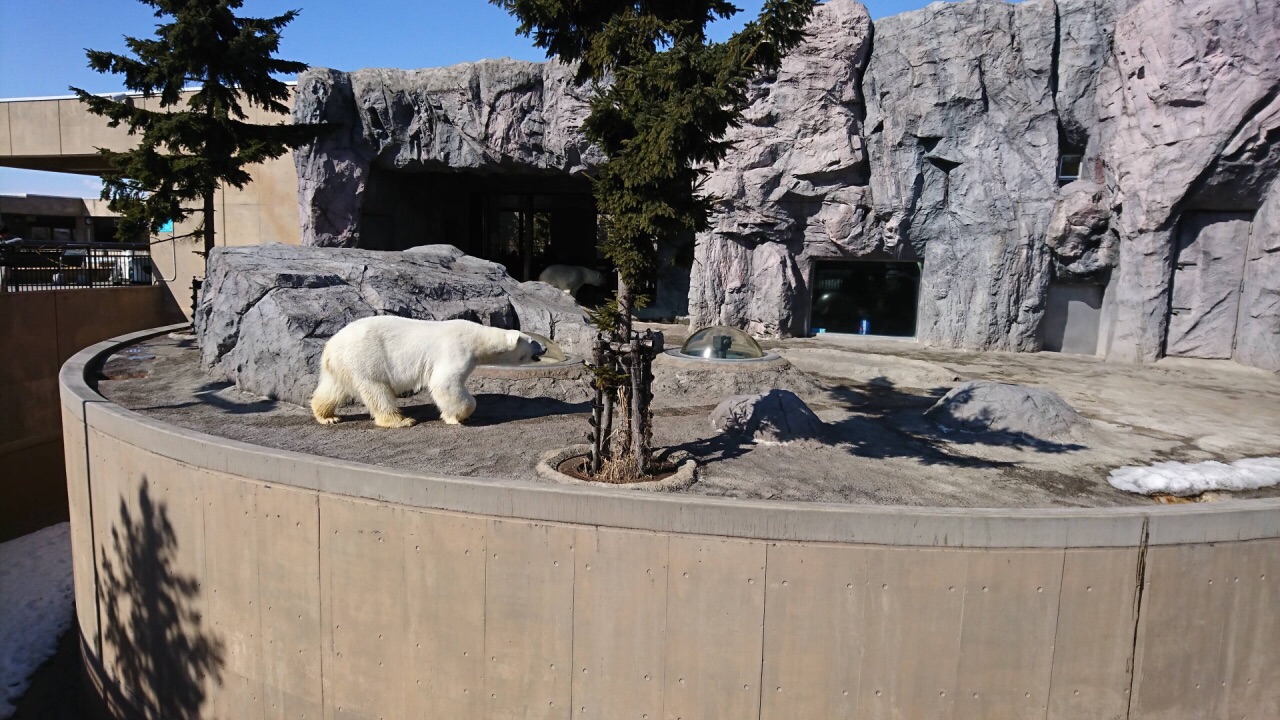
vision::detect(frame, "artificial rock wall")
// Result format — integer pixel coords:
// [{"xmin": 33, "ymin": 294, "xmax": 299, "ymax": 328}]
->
[{"xmin": 293, "ymin": 0, "xmax": 1280, "ymax": 371}]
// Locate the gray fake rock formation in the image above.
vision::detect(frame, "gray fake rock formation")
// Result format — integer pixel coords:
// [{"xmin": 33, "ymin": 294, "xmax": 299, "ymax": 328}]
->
[
  {"xmin": 689, "ymin": 0, "xmax": 874, "ymax": 338},
  {"xmin": 1054, "ymin": 0, "xmax": 1135, "ymax": 149},
  {"xmin": 691, "ymin": 0, "xmax": 1065, "ymax": 350},
  {"xmin": 194, "ymin": 244, "xmax": 592, "ymax": 405},
  {"xmin": 1095, "ymin": 0, "xmax": 1280, "ymax": 365},
  {"xmin": 468, "ymin": 361, "xmax": 593, "ymax": 405},
  {"xmin": 865, "ymin": 0, "xmax": 1060, "ymax": 351},
  {"xmin": 1235, "ymin": 183, "xmax": 1280, "ymax": 372},
  {"xmin": 925, "ymin": 380, "xmax": 1091, "ymax": 444},
  {"xmin": 288, "ymin": 0, "xmax": 1280, "ymax": 373},
  {"xmin": 293, "ymin": 60, "xmax": 599, "ymax": 247},
  {"xmin": 1046, "ymin": 181, "xmax": 1116, "ymax": 280},
  {"xmin": 710, "ymin": 390, "xmax": 825, "ymax": 445},
  {"xmin": 651, "ymin": 352, "xmax": 823, "ymax": 409}
]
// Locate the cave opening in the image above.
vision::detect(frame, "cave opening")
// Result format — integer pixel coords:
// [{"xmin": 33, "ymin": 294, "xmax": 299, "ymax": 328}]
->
[
  {"xmin": 359, "ymin": 168, "xmax": 599, "ymax": 282},
  {"xmin": 808, "ymin": 260, "xmax": 922, "ymax": 337}
]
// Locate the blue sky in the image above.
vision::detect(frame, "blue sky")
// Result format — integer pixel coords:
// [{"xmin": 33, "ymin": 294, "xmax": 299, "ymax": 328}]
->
[{"xmin": 0, "ymin": 0, "xmax": 942, "ymax": 197}]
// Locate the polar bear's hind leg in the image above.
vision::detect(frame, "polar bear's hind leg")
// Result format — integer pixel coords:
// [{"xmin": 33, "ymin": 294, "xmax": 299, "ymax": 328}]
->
[
  {"xmin": 355, "ymin": 378, "xmax": 417, "ymax": 428},
  {"xmin": 310, "ymin": 368, "xmax": 347, "ymax": 425}
]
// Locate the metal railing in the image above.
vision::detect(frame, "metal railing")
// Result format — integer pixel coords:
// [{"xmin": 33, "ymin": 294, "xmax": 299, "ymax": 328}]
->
[{"xmin": 0, "ymin": 240, "xmax": 155, "ymax": 292}]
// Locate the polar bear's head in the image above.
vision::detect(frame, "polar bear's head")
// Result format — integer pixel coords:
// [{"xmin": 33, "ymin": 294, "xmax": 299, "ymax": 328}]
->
[{"xmin": 486, "ymin": 329, "xmax": 547, "ymax": 365}]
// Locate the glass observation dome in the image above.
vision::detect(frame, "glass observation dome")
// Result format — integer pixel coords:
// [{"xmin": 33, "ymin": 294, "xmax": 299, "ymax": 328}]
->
[
  {"xmin": 525, "ymin": 332, "xmax": 567, "ymax": 363},
  {"xmin": 679, "ymin": 325, "xmax": 765, "ymax": 360}
]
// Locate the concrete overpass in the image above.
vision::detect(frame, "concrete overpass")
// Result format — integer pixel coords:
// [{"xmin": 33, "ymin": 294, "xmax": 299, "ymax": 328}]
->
[{"xmin": 0, "ymin": 91, "xmax": 302, "ymax": 316}]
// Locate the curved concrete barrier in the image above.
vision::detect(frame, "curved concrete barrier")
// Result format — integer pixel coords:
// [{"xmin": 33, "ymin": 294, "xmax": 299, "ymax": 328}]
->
[{"xmin": 63, "ymin": 326, "xmax": 1280, "ymax": 719}]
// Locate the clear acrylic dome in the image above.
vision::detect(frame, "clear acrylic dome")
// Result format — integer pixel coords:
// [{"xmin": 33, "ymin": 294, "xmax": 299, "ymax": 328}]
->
[
  {"xmin": 680, "ymin": 325, "xmax": 765, "ymax": 360},
  {"xmin": 525, "ymin": 332, "xmax": 567, "ymax": 363}
]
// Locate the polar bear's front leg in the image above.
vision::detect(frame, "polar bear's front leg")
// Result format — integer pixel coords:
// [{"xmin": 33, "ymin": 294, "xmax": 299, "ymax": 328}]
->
[
  {"xmin": 354, "ymin": 379, "xmax": 417, "ymax": 429},
  {"xmin": 430, "ymin": 370, "xmax": 477, "ymax": 425}
]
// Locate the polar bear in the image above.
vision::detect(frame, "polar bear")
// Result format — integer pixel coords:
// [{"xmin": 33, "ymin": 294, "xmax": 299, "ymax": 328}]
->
[
  {"xmin": 538, "ymin": 264, "xmax": 606, "ymax": 296},
  {"xmin": 310, "ymin": 317, "xmax": 545, "ymax": 428}
]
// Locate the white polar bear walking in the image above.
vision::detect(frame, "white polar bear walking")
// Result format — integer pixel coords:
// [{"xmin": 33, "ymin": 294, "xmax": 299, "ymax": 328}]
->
[
  {"xmin": 310, "ymin": 317, "xmax": 545, "ymax": 428},
  {"xmin": 538, "ymin": 264, "xmax": 605, "ymax": 296}
]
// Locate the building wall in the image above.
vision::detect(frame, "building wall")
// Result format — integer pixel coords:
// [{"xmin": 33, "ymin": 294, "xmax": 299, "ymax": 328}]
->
[
  {"xmin": 62, "ymin": 327, "xmax": 1280, "ymax": 720},
  {"xmin": 0, "ymin": 286, "xmax": 183, "ymax": 541},
  {"xmin": 0, "ymin": 195, "xmax": 121, "ymax": 242},
  {"xmin": 0, "ymin": 94, "xmax": 303, "ymax": 318}
]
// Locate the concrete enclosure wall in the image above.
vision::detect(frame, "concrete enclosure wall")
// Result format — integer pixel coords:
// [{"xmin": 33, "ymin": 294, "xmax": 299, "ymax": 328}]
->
[
  {"xmin": 0, "ymin": 287, "xmax": 183, "ymax": 540},
  {"xmin": 63, "ymin": 328, "xmax": 1280, "ymax": 719}
]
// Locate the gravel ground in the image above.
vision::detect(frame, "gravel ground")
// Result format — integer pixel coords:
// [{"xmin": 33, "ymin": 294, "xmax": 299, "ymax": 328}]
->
[{"xmin": 95, "ymin": 328, "xmax": 1280, "ymax": 509}]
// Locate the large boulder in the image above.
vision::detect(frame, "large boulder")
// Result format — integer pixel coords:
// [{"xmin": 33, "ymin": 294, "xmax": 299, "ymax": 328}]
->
[
  {"xmin": 1046, "ymin": 181, "xmax": 1116, "ymax": 280},
  {"xmin": 925, "ymin": 380, "xmax": 1091, "ymax": 444},
  {"xmin": 293, "ymin": 60, "xmax": 600, "ymax": 247},
  {"xmin": 651, "ymin": 352, "xmax": 823, "ymax": 408},
  {"xmin": 710, "ymin": 390, "xmax": 825, "ymax": 445},
  {"xmin": 194, "ymin": 244, "xmax": 592, "ymax": 404}
]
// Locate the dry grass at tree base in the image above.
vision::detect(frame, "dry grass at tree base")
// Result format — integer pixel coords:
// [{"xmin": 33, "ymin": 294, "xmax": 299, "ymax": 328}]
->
[{"xmin": 557, "ymin": 454, "xmax": 681, "ymax": 484}]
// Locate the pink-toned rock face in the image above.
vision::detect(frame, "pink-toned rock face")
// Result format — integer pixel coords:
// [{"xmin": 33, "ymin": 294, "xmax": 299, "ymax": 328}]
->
[
  {"xmin": 288, "ymin": 0, "xmax": 1280, "ymax": 372},
  {"xmin": 1096, "ymin": 0, "xmax": 1280, "ymax": 365},
  {"xmin": 293, "ymin": 60, "xmax": 600, "ymax": 248},
  {"xmin": 689, "ymin": 0, "xmax": 875, "ymax": 338}
]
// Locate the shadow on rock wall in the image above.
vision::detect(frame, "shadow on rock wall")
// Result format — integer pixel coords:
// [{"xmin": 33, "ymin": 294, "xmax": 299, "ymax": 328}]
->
[{"xmin": 98, "ymin": 479, "xmax": 223, "ymax": 719}]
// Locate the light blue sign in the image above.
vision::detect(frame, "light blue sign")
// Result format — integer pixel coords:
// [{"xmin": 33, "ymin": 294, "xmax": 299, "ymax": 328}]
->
[{"xmin": 159, "ymin": 219, "xmax": 174, "ymax": 233}]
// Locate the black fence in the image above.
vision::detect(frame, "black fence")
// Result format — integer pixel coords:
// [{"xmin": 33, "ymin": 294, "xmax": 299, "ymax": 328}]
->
[{"xmin": 0, "ymin": 240, "xmax": 155, "ymax": 292}]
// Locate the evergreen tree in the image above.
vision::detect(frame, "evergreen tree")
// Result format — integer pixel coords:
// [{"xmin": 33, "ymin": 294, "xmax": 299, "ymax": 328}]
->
[
  {"xmin": 71, "ymin": 0, "xmax": 324, "ymax": 263},
  {"xmin": 494, "ymin": 0, "xmax": 815, "ymax": 475}
]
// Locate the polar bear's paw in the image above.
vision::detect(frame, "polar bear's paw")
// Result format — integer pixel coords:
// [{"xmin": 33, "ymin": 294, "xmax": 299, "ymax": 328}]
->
[
  {"xmin": 375, "ymin": 414, "xmax": 418, "ymax": 429},
  {"xmin": 315, "ymin": 415, "xmax": 341, "ymax": 426}
]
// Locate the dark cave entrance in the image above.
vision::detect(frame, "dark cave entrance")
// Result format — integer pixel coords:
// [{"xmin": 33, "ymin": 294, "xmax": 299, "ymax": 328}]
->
[
  {"xmin": 360, "ymin": 168, "xmax": 599, "ymax": 282},
  {"xmin": 808, "ymin": 260, "xmax": 922, "ymax": 337}
]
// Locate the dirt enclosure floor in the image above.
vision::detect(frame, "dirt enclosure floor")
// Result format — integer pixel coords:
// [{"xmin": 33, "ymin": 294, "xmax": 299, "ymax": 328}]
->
[{"xmin": 97, "ymin": 324, "xmax": 1280, "ymax": 509}]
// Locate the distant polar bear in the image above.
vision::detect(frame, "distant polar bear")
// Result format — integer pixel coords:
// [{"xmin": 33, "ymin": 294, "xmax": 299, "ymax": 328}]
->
[
  {"xmin": 538, "ymin": 264, "xmax": 605, "ymax": 296},
  {"xmin": 310, "ymin": 317, "xmax": 545, "ymax": 428}
]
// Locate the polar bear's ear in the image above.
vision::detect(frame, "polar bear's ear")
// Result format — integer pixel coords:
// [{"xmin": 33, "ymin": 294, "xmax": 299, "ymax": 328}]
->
[{"xmin": 504, "ymin": 329, "xmax": 523, "ymax": 350}]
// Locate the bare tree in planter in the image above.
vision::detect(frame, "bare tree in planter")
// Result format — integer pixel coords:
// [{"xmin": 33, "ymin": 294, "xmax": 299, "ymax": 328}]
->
[{"xmin": 493, "ymin": 0, "xmax": 815, "ymax": 479}]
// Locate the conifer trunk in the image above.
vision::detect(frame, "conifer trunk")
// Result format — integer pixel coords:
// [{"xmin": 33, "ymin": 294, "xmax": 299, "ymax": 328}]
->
[
  {"xmin": 202, "ymin": 190, "xmax": 216, "ymax": 263},
  {"xmin": 202, "ymin": 97, "xmax": 217, "ymax": 268},
  {"xmin": 614, "ymin": 272, "xmax": 650, "ymax": 474}
]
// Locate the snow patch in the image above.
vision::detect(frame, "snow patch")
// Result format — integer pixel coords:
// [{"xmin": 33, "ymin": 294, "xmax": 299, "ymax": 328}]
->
[
  {"xmin": 0, "ymin": 523, "xmax": 74, "ymax": 719},
  {"xmin": 1108, "ymin": 457, "xmax": 1280, "ymax": 497}
]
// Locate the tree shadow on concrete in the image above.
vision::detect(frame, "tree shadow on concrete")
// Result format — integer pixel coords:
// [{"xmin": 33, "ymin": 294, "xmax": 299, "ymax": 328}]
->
[
  {"xmin": 98, "ymin": 478, "xmax": 223, "ymax": 719},
  {"xmin": 669, "ymin": 431, "xmax": 757, "ymax": 466},
  {"xmin": 671, "ymin": 376, "xmax": 1090, "ymax": 471},
  {"xmin": 825, "ymin": 378, "xmax": 1086, "ymax": 466}
]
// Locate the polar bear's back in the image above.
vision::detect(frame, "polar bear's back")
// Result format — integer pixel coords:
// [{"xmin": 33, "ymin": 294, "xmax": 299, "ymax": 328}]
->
[
  {"xmin": 539, "ymin": 264, "xmax": 605, "ymax": 293},
  {"xmin": 322, "ymin": 317, "xmax": 512, "ymax": 392}
]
